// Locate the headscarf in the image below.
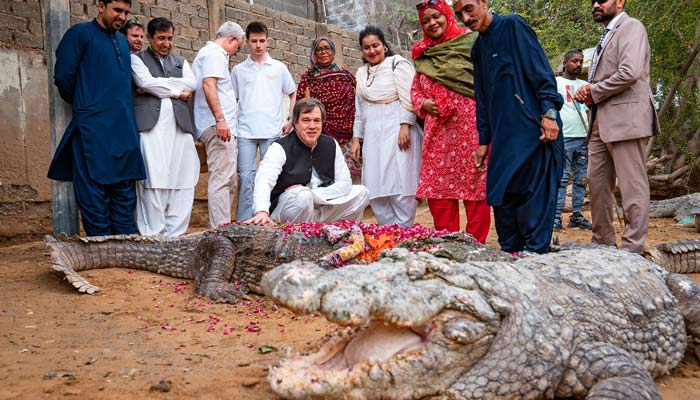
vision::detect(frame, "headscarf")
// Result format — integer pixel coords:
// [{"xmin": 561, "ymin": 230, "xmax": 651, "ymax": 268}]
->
[
  {"xmin": 411, "ymin": 0, "xmax": 467, "ymax": 60},
  {"xmin": 411, "ymin": 0, "xmax": 476, "ymax": 98},
  {"xmin": 310, "ymin": 36, "xmax": 340, "ymax": 75}
]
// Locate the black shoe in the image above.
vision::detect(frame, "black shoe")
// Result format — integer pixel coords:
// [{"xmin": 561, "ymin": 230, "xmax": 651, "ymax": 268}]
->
[
  {"xmin": 553, "ymin": 220, "xmax": 562, "ymax": 232},
  {"xmin": 568, "ymin": 213, "xmax": 592, "ymax": 230}
]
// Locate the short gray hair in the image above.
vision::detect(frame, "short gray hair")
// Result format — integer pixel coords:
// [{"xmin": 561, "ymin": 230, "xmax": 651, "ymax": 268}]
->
[
  {"xmin": 215, "ymin": 21, "xmax": 244, "ymax": 42},
  {"xmin": 293, "ymin": 98, "xmax": 326, "ymax": 123}
]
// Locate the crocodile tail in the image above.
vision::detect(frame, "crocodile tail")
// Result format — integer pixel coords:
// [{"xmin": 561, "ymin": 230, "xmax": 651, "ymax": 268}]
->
[
  {"xmin": 46, "ymin": 235, "xmax": 101, "ymax": 294},
  {"xmin": 45, "ymin": 234, "xmax": 201, "ymax": 295}
]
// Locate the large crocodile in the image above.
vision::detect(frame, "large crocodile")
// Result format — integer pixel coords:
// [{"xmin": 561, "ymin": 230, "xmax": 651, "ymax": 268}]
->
[
  {"xmin": 262, "ymin": 247, "xmax": 700, "ymax": 399},
  {"xmin": 46, "ymin": 223, "xmax": 362, "ymax": 302},
  {"xmin": 46, "ymin": 222, "xmax": 508, "ymax": 302}
]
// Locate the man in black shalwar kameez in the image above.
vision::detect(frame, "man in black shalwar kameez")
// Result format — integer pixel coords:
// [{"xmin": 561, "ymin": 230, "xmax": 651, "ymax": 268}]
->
[
  {"xmin": 455, "ymin": 0, "xmax": 564, "ymax": 254},
  {"xmin": 48, "ymin": 0, "xmax": 146, "ymax": 236}
]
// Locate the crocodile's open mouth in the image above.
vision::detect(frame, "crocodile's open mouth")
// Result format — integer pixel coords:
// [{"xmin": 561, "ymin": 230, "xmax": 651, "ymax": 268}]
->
[
  {"xmin": 268, "ymin": 311, "xmax": 495, "ymax": 400},
  {"xmin": 310, "ymin": 320, "xmax": 427, "ymax": 371},
  {"xmin": 262, "ymin": 254, "xmax": 501, "ymax": 399},
  {"xmin": 269, "ymin": 320, "xmax": 427, "ymax": 390}
]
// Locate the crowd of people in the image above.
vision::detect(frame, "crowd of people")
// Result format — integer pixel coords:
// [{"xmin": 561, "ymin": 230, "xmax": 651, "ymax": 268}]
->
[{"xmin": 48, "ymin": 0, "xmax": 656, "ymax": 256}]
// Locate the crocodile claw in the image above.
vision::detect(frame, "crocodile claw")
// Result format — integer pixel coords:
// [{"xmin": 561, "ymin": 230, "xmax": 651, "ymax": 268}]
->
[{"xmin": 196, "ymin": 282, "xmax": 251, "ymax": 303}]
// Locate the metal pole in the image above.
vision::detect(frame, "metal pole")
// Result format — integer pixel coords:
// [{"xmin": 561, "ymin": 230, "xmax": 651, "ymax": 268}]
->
[{"xmin": 43, "ymin": 0, "xmax": 79, "ymax": 236}]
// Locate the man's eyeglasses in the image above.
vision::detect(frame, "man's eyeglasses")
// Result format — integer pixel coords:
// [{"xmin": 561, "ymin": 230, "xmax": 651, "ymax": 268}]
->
[
  {"xmin": 416, "ymin": 0, "xmax": 439, "ymax": 11},
  {"xmin": 315, "ymin": 46, "xmax": 333, "ymax": 54},
  {"xmin": 591, "ymin": 0, "xmax": 609, "ymax": 5}
]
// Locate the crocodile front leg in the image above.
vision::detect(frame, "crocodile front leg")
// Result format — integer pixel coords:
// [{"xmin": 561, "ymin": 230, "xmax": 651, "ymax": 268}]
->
[
  {"xmin": 557, "ymin": 342, "xmax": 660, "ymax": 400},
  {"xmin": 193, "ymin": 235, "xmax": 248, "ymax": 302}
]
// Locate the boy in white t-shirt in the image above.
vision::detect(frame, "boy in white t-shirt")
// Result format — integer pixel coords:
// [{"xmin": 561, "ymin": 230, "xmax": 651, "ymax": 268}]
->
[
  {"xmin": 554, "ymin": 49, "xmax": 592, "ymax": 231},
  {"xmin": 230, "ymin": 21, "xmax": 297, "ymax": 221}
]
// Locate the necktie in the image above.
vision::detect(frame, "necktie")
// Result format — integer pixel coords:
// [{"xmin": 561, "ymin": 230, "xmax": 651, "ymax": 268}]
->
[
  {"xmin": 589, "ymin": 28, "xmax": 611, "ymax": 80},
  {"xmin": 596, "ymin": 28, "xmax": 611, "ymax": 54}
]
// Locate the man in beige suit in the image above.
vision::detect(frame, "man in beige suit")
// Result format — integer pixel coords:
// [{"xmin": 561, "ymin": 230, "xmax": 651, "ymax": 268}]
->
[{"xmin": 575, "ymin": 0, "xmax": 659, "ymax": 255}]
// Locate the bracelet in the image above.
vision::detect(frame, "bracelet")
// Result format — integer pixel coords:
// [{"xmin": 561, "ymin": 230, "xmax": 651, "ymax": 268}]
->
[{"xmin": 215, "ymin": 118, "xmax": 225, "ymax": 123}]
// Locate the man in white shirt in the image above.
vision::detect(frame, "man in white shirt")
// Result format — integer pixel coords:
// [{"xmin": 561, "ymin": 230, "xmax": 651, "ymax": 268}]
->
[
  {"xmin": 246, "ymin": 98, "xmax": 369, "ymax": 225},
  {"xmin": 192, "ymin": 21, "xmax": 244, "ymax": 228},
  {"xmin": 231, "ymin": 21, "xmax": 297, "ymax": 221},
  {"xmin": 131, "ymin": 17, "xmax": 199, "ymax": 236},
  {"xmin": 553, "ymin": 48, "xmax": 592, "ymax": 232}
]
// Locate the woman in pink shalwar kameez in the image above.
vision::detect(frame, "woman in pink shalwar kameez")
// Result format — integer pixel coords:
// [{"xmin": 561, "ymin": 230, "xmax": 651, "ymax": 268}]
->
[{"xmin": 410, "ymin": 0, "xmax": 490, "ymax": 242}]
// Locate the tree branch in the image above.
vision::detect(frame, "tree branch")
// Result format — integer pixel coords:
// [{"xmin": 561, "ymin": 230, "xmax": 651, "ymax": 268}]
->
[{"xmin": 646, "ymin": 40, "xmax": 700, "ymax": 159}]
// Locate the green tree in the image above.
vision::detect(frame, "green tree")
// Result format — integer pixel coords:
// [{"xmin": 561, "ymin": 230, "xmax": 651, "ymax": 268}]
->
[{"xmin": 490, "ymin": 0, "xmax": 700, "ymax": 194}]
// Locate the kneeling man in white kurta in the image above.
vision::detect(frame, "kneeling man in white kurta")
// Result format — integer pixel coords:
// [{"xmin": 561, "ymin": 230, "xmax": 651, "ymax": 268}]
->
[
  {"xmin": 245, "ymin": 98, "xmax": 369, "ymax": 224},
  {"xmin": 131, "ymin": 18, "xmax": 200, "ymax": 236}
]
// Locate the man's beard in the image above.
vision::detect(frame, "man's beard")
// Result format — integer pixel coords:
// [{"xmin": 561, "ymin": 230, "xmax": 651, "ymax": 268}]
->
[
  {"xmin": 101, "ymin": 16, "xmax": 121, "ymax": 32},
  {"xmin": 593, "ymin": 8, "xmax": 615, "ymax": 23}
]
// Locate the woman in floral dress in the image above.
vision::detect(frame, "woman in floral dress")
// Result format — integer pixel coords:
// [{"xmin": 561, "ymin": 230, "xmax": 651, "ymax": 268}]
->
[{"xmin": 296, "ymin": 36, "xmax": 361, "ymax": 179}]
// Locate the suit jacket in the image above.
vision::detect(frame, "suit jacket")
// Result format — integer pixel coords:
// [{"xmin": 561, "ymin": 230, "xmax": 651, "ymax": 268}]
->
[{"xmin": 590, "ymin": 13, "xmax": 659, "ymax": 143}]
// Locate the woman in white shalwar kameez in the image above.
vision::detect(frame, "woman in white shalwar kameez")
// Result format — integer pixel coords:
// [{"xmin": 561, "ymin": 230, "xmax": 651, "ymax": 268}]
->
[
  {"xmin": 350, "ymin": 26, "xmax": 422, "ymax": 227},
  {"xmin": 131, "ymin": 54, "xmax": 200, "ymax": 237}
]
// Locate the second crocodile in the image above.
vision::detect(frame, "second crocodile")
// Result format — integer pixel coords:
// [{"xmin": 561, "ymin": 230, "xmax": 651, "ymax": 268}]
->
[{"xmin": 46, "ymin": 222, "xmax": 510, "ymax": 302}]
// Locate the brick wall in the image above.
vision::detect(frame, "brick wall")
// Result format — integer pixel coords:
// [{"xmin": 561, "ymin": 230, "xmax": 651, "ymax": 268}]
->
[
  {"xmin": 223, "ymin": 0, "xmax": 365, "ymax": 79},
  {"xmin": 0, "ymin": 0, "xmax": 44, "ymax": 49},
  {"xmin": 69, "ymin": 0, "xmax": 210, "ymax": 61},
  {"xmin": 65, "ymin": 0, "xmax": 367, "ymax": 79},
  {"xmin": 0, "ymin": 0, "xmax": 402, "ymax": 238}
]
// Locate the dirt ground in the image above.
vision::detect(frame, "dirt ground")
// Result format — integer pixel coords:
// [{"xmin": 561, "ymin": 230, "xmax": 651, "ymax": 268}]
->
[{"xmin": 1, "ymin": 206, "xmax": 699, "ymax": 400}]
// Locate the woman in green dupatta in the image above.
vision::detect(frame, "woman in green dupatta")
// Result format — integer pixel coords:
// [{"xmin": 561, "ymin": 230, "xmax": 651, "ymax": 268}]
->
[{"xmin": 410, "ymin": 0, "xmax": 490, "ymax": 242}]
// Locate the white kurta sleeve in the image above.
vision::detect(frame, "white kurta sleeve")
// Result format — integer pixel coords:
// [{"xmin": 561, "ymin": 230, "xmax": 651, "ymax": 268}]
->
[
  {"xmin": 131, "ymin": 55, "xmax": 179, "ymax": 98},
  {"xmin": 310, "ymin": 140, "xmax": 352, "ymax": 201},
  {"xmin": 253, "ymin": 143, "xmax": 286, "ymax": 214},
  {"xmin": 168, "ymin": 59, "xmax": 197, "ymax": 94},
  {"xmin": 131, "ymin": 55, "xmax": 196, "ymax": 98},
  {"xmin": 393, "ymin": 57, "xmax": 418, "ymax": 126},
  {"xmin": 352, "ymin": 94, "xmax": 365, "ymax": 139}
]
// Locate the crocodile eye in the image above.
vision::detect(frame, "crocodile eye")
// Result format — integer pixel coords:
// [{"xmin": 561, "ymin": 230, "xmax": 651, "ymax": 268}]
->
[{"xmin": 443, "ymin": 318, "xmax": 488, "ymax": 344}]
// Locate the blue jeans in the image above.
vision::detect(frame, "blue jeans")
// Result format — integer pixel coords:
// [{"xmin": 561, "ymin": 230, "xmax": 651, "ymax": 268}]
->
[
  {"xmin": 555, "ymin": 137, "xmax": 588, "ymax": 221},
  {"xmin": 236, "ymin": 137, "xmax": 277, "ymax": 221}
]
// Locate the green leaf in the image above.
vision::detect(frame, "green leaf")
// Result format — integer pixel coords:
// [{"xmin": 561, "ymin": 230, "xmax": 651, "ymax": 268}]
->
[{"xmin": 257, "ymin": 345, "xmax": 278, "ymax": 354}]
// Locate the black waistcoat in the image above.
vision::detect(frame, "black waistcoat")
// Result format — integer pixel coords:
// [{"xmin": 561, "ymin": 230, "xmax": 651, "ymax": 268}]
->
[
  {"xmin": 270, "ymin": 133, "xmax": 336, "ymax": 212},
  {"xmin": 132, "ymin": 48, "xmax": 196, "ymax": 135}
]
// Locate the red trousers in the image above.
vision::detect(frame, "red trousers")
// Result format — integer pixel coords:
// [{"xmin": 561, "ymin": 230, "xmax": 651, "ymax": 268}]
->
[{"xmin": 427, "ymin": 199, "xmax": 491, "ymax": 243}]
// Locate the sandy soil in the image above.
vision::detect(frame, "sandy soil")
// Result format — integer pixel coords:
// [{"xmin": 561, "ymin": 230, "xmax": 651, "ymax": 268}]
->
[{"xmin": 1, "ymin": 206, "xmax": 699, "ymax": 399}]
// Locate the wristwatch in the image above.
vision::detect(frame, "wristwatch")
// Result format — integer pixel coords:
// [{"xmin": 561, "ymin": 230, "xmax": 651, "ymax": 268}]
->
[
  {"xmin": 215, "ymin": 118, "xmax": 225, "ymax": 123},
  {"xmin": 542, "ymin": 109, "xmax": 558, "ymax": 121}
]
